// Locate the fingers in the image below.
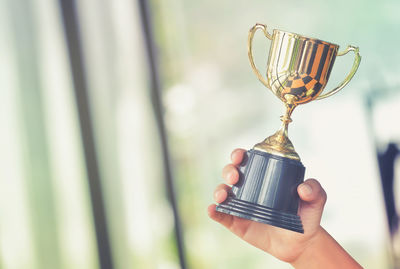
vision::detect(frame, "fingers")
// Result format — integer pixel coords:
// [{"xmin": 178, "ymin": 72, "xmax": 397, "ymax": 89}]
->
[
  {"xmin": 208, "ymin": 184, "xmax": 234, "ymax": 227},
  {"xmin": 222, "ymin": 148, "xmax": 245, "ymax": 185},
  {"xmin": 208, "ymin": 149, "xmax": 245, "ymax": 228},
  {"xmin": 297, "ymin": 179, "xmax": 327, "ymax": 233},
  {"xmin": 213, "ymin": 184, "xmax": 231, "ymax": 203},
  {"xmin": 231, "ymin": 148, "xmax": 246, "ymax": 166},
  {"xmin": 298, "ymin": 179, "xmax": 327, "ymax": 207},
  {"xmin": 222, "ymin": 164, "xmax": 239, "ymax": 185},
  {"xmin": 207, "ymin": 204, "xmax": 234, "ymax": 228}
]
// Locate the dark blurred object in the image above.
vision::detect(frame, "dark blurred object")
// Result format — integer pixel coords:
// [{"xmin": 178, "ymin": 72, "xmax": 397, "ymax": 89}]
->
[
  {"xmin": 138, "ymin": 0, "xmax": 187, "ymax": 268},
  {"xmin": 58, "ymin": 1, "xmax": 114, "ymax": 268},
  {"xmin": 378, "ymin": 143, "xmax": 400, "ymax": 268},
  {"xmin": 366, "ymin": 89, "xmax": 400, "ymax": 268},
  {"xmin": 378, "ymin": 143, "xmax": 400, "ymax": 237}
]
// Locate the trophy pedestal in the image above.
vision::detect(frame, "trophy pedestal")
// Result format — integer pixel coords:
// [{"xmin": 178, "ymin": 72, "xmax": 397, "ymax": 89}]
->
[{"xmin": 216, "ymin": 149, "xmax": 305, "ymax": 233}]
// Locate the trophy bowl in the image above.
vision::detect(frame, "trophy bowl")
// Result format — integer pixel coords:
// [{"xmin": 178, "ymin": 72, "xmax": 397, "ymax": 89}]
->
[
  {"xmin": 216, "ymin": 23, "xmax": 361, "ymax": 233},
  {"xmin": 266, "ymin": 30, "xmax": 339, "ymax": 104}
]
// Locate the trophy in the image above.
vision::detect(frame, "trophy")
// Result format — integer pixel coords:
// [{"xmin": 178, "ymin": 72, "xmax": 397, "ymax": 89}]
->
[{"xmin": 216, "ymin": 23, "xmax": 361, "ymax": 233}]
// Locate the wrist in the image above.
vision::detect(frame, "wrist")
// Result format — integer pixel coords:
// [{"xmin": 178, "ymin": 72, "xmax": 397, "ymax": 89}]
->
[
  {"xmin": 290, "ymin": 226, "xmax": 362, "ymax": 269},
  {"xmin": 290, "ymin": 225, "xmax": 324, "ymax": 268}
]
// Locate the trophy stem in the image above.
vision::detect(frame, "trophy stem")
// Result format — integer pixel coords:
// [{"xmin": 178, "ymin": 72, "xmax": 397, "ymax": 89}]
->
[
  {"xmin": 253, "ymin": 95, "xmax": 300, "ymax": 160},
  {"xmin": 277, "ymin": 102, "xmax": 295, "ymax": 142}
]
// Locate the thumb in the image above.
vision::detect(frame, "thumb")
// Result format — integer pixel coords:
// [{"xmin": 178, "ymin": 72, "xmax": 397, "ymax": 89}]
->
[{"xmin": 297, "ymin": 179, "xmax": 327, "ymax": 232}]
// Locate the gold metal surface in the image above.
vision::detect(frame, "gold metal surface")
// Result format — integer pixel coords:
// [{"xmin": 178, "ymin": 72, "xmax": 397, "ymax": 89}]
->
[
  {"xmin": 247, "ymin": 23, "xmax": 361, "ymax": 160},
  {"xmin": 316, "ymin": 45, "xmax": 361, "ymax": 100}
]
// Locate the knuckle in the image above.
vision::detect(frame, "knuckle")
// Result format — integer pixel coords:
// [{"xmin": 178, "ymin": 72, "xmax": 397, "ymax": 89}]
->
[
  {"xmin": 221, "ymin": 165, "xmax": 230, "ymax": 176},
  {"xmin": 321, "ymin": 189, "xmax": 327, "ymax": 204},
  {"xmin": 231, "ymin": 148, "xmax": 246, "ymax": 161},
  {"xmin": 215, "ymin": 183, "xmax": 226, "ymax": 191},
  {"xmin": 222, "ymin": 164, "xmax": 235, "ymax": 175},
  {"xmin": 305, "ymin": 178, "xmax": 319, "ymax": 186},
  {"xmin": 305, "ymin": 178, "xmax": 327, "ymax": 202}
]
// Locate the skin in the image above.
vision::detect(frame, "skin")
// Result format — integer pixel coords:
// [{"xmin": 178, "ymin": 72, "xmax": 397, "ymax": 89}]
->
[{"xmin": 208, "ymin": 148, "xmax": 363, "ymax": 269}]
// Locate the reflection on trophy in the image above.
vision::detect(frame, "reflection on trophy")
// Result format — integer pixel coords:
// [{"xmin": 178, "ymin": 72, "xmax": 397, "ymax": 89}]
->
[{"xmin": 216, "ymin": 23, "xmax": 361, "ymax": 233}]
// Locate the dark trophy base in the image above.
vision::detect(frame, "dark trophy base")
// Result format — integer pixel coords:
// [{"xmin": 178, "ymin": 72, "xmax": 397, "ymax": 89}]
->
[{"xmin": 216, "ymin": 149, "xmax": 305, "ymax": 233}]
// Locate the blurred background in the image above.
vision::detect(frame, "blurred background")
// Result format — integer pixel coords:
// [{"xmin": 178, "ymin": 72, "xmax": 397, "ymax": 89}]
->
[{"xmin": 1, "ymin": 0, "xmax": 400, "ymax": 268}]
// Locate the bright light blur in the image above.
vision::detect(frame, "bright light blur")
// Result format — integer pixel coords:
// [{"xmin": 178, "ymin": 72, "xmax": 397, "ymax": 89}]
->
[{"xmin": 1, "ymin": 0, "xmax": 400, "ymax": 268}]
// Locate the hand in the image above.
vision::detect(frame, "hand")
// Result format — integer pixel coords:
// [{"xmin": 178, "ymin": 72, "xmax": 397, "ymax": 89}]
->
[{"xmin": 208, "ymin": 148, "xmax": 327, "ymax": 263}]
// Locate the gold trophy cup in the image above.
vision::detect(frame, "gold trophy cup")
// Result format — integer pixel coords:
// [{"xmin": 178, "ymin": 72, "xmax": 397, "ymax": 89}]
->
[{"xmin": 216, "ymin": 23, "xmax": 361, "ymax": 233}]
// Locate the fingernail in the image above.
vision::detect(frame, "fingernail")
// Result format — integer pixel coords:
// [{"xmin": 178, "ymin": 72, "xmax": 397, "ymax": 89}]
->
[
  {"xmin": 231, "ymin": 150, "xmax": 237, "ymax": 160},
  {"xmin": 227, "ymin": 171, "xmax": 235, "ymax": 181},
  {"xmin": 299, "ymin": 184, "xmax": 312, "ymax": 196},
  {"xmin": 214, "ymin": 190, "xmax": 225, "ymax": 201}
]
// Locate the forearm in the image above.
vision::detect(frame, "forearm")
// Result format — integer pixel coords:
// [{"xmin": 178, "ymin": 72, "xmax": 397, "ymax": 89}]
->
[{"xmin": 291, "ymin": 227, "xmax": 362, "ymax": 269}]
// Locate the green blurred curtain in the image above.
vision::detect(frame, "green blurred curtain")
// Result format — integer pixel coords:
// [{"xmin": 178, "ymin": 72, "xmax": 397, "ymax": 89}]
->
[{"xmin": 0, "ymin": 0, "xmax": 179, "ymax": 268}]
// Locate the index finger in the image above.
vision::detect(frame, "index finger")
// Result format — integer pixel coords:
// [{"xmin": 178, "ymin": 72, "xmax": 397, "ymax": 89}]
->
[{"xmin": 231, "ymin": 148, "xmax": 246, "ymax": 166}]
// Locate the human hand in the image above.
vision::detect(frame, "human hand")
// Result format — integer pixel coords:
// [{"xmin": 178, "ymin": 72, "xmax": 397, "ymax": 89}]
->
[{"xmin": 208, "ymin": 148, "xmax": 327, "ymax": 263}]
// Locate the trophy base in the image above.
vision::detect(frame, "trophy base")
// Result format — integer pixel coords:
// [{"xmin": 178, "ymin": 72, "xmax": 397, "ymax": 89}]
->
[
  {"xmin": 216, "ymin": 196, "xmax": 303, "ymax": 233},
  {"xmin": 216, "ymin": 149, "xmax": 305, "ymax": 233}
]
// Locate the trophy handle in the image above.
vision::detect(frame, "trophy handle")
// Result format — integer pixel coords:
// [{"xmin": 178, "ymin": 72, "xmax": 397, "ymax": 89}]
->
[
  {"xmin": 316, "ymin": 45, "xmax": 361, "ymax": 100},
  {"xmin": 248, "ymin": 23, "xmax": 273, "ymax": 88}
]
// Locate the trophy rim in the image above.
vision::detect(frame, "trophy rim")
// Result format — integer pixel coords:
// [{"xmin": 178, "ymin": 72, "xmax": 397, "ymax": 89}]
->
[{"xmin": 272, "ymin": 29, "xmax": 339, "ymax": 48}]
